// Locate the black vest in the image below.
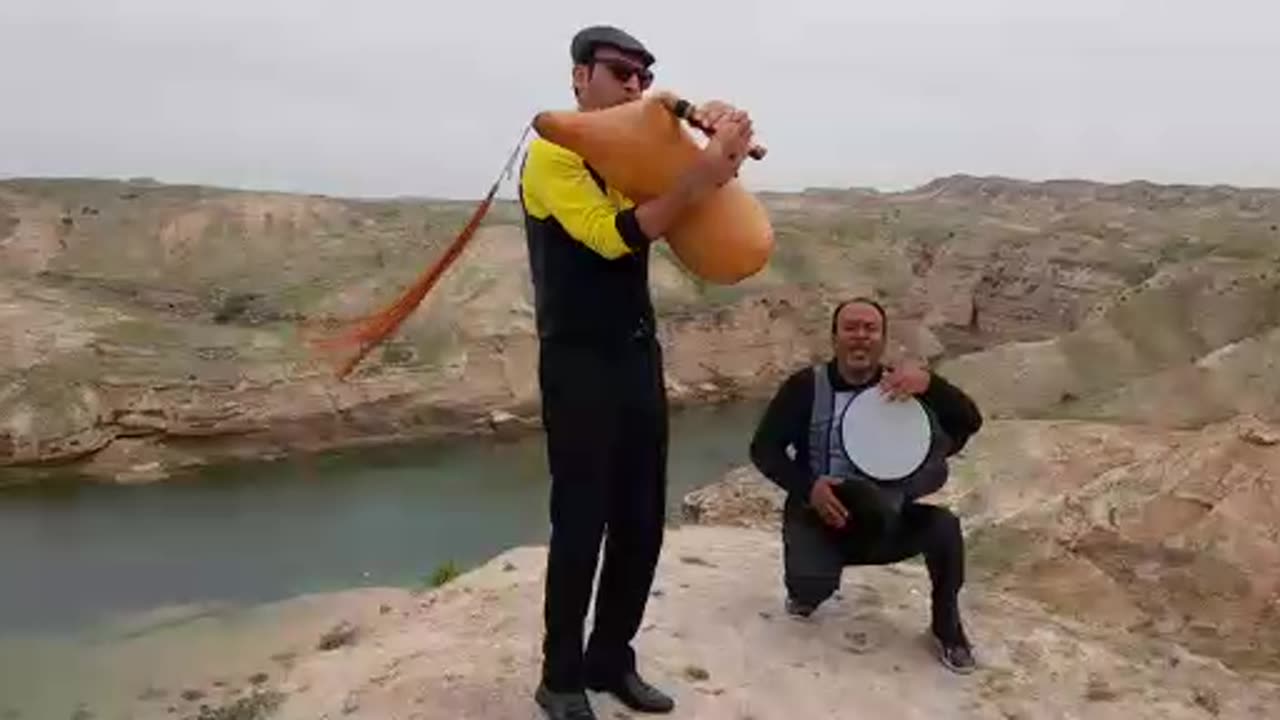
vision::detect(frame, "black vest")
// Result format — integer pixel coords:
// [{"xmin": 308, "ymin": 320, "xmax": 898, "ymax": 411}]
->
[{"xmin": 520, "ymin": 164, "xmax": 656, "ymax": 344}]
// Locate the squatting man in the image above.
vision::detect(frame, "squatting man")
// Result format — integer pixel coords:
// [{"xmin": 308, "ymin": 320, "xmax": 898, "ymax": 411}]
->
[{"xmin": 751, "ymin": 297, "xmax": 984, "ymax": 674}]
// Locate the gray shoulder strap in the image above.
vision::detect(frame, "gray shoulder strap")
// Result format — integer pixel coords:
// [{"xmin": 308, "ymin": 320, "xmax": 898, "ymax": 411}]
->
[{"xmin": 809, "ymin": 364, "xmax": 834, "ymax": 477}]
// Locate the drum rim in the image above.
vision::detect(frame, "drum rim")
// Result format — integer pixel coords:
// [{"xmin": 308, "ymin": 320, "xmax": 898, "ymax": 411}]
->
[{"xmin": 838, "ymin": 388, "xmax": 932, "ymax": 482}]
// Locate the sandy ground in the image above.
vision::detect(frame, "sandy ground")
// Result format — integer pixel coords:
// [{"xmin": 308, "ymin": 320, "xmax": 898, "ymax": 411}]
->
[
  {"xmin": 0, "ymin": 588, "xmax": 404, "ymax": 720},
  {"xmin": 100, "ymin": 525, "xmax": 1280, "ymax": 720}
]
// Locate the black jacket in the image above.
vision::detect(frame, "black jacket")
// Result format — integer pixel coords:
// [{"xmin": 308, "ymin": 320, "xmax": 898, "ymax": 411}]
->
[{"xmin": 749, "ymin": 361, "xmax": 983, "ymax": 501}]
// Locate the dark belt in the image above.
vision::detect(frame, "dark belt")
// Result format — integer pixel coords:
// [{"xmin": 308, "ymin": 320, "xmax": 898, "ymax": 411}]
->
[{"xmin": 539, "ymin": 317, "xmax": 656, "ymax": 346}]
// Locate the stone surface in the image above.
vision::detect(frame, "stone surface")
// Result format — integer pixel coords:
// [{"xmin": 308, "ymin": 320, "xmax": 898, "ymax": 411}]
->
[
  {"xmin": 151, "ymin": 527, "xmax": 1280, "ymax": 720},
  {"xmin": 685, "ymin": 415, "xmax": 1280, "ymax": 674},
  {"xmin": 681, "ymin": 465, "xmax": 785, "ymax": 530}
]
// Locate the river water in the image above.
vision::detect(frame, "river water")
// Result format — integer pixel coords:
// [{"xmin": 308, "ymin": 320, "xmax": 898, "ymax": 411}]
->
[{"xmin": 0, "ymin": 400, "xmax": 767, "ymax": 717}]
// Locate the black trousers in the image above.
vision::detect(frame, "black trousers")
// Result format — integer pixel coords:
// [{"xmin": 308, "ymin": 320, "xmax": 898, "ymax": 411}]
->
[
  {"xmin": 782, "ymin": 495, "xmax": 967, "ymax": 642},
  {"xmin": 537, "ymin": 336, "xmax": 668, "ymax": 692}
]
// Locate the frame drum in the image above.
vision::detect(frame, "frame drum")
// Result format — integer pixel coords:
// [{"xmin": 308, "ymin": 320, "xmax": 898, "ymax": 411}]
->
[{"xmin": 838, "ymin": 389, "xmax": 933, "ymax": 482}]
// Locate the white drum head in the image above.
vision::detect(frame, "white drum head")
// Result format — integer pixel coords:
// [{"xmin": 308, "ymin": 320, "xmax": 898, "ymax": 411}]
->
[{"xmin": 839, "ymin": 389, "xmax": 932, "ymax": 481}]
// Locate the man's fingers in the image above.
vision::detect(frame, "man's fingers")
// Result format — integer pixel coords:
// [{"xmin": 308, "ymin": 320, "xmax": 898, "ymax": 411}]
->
[
  {"xmin": 813, "ymin": 485, "xmax": 843, "ymax": 528},
  {"xmin": 822, "ymin": 504, "xmax": 845, "ymax": 529},
  {"xmin": 713, "ymin": 113, "xmax": 750, "ymax": 135},
  {"xmin": 714, "ymin": 128, "xmax": 752, "ymax": 167},
  {"xmin": 820, "ymin": 492, "xmax": 848, "ymax": 523},
  {"xmin": 820, "ymin": 505, "xmax": 836, "ymax": 527},
  {"xmin": 710, "ymin": 113, "xmax": 738, "ymax": 132},
  {"xmin": 694, "ymin": 105, "xmax": 755, "ymax": 153},
  {"xmin": 880, "ymin": 374, "xmax": 907, "ymax": 400},
  {"xmin": 724, "ymin": 125, "xmax": 754, "ymax": 161},
  {"xmin": 695, "ymin": 102, "xmax": 738, "ymax": 134}
]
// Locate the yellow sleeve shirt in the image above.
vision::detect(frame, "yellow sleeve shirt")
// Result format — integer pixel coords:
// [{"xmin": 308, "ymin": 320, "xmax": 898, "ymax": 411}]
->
[{"xmin": 520, "ymin": 137, "xmax": 652, "ymax": 260}]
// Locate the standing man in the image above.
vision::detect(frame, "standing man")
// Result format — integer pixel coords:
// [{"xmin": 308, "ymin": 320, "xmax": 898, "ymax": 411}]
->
[
  {"xmin": 521, "ymin": 25, "xmax": 755, "ymax": 720},
  {"xmin": 749, "ymin": 298, "xmax": 984, "ymax": 674}
]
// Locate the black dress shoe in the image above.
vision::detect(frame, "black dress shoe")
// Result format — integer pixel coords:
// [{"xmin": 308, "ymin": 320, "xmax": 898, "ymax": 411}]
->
[
  {"xmin": 535, "ymin": 683, "xmax": 598, "ymax": 720},
  {"xmin": 586, "ymin": 671, "xmax": 674, "ymax": 714}
]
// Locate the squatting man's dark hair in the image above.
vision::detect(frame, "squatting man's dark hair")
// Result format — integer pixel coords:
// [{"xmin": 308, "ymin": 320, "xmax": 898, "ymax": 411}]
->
[{"xmin": 830, "ymin": 297, "xmax": 888, "ymax": 338}]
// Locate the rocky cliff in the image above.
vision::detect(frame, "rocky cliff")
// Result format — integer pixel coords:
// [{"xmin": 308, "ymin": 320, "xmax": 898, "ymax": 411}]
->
[{"xmin": 3, "ymin": 175, "xmax": 1279, "ymax": 482}]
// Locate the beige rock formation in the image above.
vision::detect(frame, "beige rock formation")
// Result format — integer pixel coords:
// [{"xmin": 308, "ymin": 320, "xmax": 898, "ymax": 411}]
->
[
  {"xmin": 681, "ymin": 464, "xmax": 786, "ymax": 530},
  {"xmin": 670, "ymin": 415, "xmax": 1280, "ymax": 675},
  {"xmin": 955, "ymin": 416, "xmax": 1280, "ymax": 674},
  {"xmin": 938, "ymin": 259, "xmax": 1280, "ymax": 423}
]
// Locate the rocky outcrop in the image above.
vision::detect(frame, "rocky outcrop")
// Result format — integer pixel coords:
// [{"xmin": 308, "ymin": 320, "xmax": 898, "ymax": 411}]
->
[
  {"xmin": 0, "ymin": 379, "xmax": 115, "ymax": 464},
  {"xmin": 684, "ymin": 415, "xmax": 1280, "ymax": 675},
  {"xmin": 954, "ymin": 415, "xmax": 1280, "ymax": 674},
  {"xmin": 938, "ymin": 259, "xmax": 1280, "ymax": 423},
  {"xmin": 681, "ymin": 465, "xmax": 784, "ymax": 530}
]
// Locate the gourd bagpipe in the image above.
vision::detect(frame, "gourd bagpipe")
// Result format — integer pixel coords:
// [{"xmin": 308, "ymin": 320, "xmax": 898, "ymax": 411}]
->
[{"xmin": 309, "ymin": 92, "xmax": 775, "ymax": 380}]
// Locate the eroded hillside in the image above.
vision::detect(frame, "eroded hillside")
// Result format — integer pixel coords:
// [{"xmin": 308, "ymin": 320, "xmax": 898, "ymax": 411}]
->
[{"xmin": 3, "ymin": 175, "xmax": 1279, "ymax": 481}]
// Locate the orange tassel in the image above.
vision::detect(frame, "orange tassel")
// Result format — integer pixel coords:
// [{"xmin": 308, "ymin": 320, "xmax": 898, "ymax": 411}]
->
[
  {"xmin": 308, "ymin": 126, "xmax": 530, "ymax": 381},
  {"xmin": 308, "ymin": 192, "xmax": 497, "ymax": 380}
]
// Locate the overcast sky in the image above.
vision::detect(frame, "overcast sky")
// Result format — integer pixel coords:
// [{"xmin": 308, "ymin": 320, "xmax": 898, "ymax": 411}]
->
[{"xmin": 3, "ymin": 1, "xmax": 1278, "ymax": 199}]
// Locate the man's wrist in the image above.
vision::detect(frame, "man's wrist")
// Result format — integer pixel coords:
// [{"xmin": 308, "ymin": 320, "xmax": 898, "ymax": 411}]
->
[
  {"xmin": 797, "ymin": 474, "xmax": 818, "ymax": 501},
  {"xmin": 677, "ymin": 159, "xmax": 717, "ymax": 202}
]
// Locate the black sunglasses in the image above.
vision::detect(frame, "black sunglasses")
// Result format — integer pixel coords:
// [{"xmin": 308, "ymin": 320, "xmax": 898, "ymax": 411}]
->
[{"xmin": 594, "ymin": 58, "xmax": 654, "ymax": 88}]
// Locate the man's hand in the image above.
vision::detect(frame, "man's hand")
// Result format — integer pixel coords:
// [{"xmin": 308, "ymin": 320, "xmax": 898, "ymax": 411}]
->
[
  {"xmin": 809, "ymin": 476, "xmax": 849, "ymax": 529},
  {"xmin": 635, "ymin": 107, "xmax": 752, "ymax": 240},
  {"xmin": 694, "ymin": 112, "xmax": 754, "ymax": 187},
  {"xmin": 879, "ymin": 362, "xmax": 931, "ymax": 401},
  {"xmin": 689, "ymin": 100, "xmax": 738, "ymax": 132}
]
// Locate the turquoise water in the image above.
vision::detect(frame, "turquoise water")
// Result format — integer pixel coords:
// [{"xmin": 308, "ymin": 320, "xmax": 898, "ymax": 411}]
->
[
  {"xmin": 0, "ymin": 400, "xmax": 767, "ymax": 636},
  {"xmin": 0, "ymin": 400, "xmax": 770, "ymax": 717}
]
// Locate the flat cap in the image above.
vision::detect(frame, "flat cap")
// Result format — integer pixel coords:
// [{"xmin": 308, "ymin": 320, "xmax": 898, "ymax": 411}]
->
[{"xmin": 570, "ymin": 25, "xmax": 655, "ymax": 67}]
